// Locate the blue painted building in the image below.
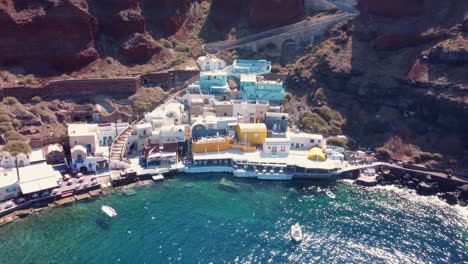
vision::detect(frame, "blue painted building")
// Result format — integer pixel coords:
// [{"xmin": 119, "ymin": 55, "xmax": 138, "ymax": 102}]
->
[
  {"xmin": 240, "ymin": 75, "xmax": 285, "ymax": 102},
  {"xmin": 191, "ymin": 71, "xmax": 229, "ymax": 94}
]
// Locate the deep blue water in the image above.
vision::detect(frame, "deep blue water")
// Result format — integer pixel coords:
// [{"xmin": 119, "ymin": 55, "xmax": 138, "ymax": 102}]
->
[{"xmin": 0, "ymin": 173, "xmax": 466, "ymax": 263}]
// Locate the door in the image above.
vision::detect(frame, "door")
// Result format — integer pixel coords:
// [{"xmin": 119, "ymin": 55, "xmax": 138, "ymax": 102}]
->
[{"xmin": 272, "ymin": 146, "xmax": 277, "ymax": 155}]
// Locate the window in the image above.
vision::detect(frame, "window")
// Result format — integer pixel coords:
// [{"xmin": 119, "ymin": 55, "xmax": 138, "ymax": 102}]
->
[
  {"xmin": 310, "ymin": 139, "xmax": 314, "ymax": 143},
  {"xmin": 291, "ymin": 143, "xmax": 294, "ymax": 146},
  {"xmin": 301, "ymin": 144, "xmax": 304, "ymax": 147},
  {"xmin": 88, "ymin": 163, "xmax": 92, "ymax": 169},
  {"xmin": 281, "ymin": 146, "xmax": 285, "ymax": 151},
  {"xmin": 224, "ymin": 113, "xmax": 227, "ymax": 116},
  {"xmin": 268, "ymin": 146, "xmax": 271, "ymax": 149},
  {"xmin": 143, "ymin": 130, "xmax": 147, "ymax": 135},
  {"xmin": 318, "ymin": 140, "xmax": 321, "ymax": 143}
]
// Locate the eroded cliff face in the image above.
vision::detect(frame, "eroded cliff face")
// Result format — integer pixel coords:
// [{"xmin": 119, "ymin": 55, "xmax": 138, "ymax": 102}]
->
[
  {"xmin": 0, "ymin": 0, "xmax": 98, "ymax": 72},
  {"xmin": 0, "ymin": 0, "xmax": 195, "ymax": 72},
  {"xmin": 210, "ymin": 0, "xmax": 304, "ymax": 30}
]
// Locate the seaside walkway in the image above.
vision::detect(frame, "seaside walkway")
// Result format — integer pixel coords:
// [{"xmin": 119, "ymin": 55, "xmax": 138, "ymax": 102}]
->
[{"xmin": 342, "ymin": 162, "xmax": 468, "ymax": 184}]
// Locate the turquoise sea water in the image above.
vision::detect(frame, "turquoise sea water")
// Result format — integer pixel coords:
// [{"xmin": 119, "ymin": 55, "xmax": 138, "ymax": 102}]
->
[{"xmin": 0, "ymin": 173, "xmax": 466, "ymax": 263}]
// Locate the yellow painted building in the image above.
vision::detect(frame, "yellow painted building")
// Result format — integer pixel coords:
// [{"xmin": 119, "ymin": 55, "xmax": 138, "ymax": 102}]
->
[
  {"xmin": 235, "ymin": 123, "xmax": 267, "ymax": 145},
  {"xmin": 192, "ymin": 138, "xmax": 233, "ymax": 153}
]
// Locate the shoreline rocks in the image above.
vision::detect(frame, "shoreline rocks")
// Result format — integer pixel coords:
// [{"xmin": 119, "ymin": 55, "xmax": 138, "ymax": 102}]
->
[{"xmin": 354, "ymin": 167, "xmax": 467, "ymax": 206}]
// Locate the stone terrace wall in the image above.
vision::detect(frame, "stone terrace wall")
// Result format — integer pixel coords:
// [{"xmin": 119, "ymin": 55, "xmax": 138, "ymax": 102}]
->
[
  {"xmin": 141, "ymin": 69, "xmax": 199, "ymax": 89},
  {"xmin": 1, "ymin": 69, "xmax": 199, "ymax": 101},
  {"xmin": 2, "ymin": 78, "xmax": 140, "ymax": 100}
]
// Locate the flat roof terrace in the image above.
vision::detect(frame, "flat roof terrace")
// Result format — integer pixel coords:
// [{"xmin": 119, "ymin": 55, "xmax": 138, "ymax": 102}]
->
[{"xmin": 193, "ymin": 149, "xmax": 342, "ymax": 170}]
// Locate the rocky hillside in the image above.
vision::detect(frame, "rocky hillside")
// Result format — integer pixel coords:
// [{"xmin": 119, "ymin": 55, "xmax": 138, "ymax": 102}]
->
[{"xmin": 286, "ymin": 0, "xmax": 468, "ymax": 171}]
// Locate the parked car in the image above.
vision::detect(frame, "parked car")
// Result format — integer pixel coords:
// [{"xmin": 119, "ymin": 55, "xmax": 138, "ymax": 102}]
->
[{"xmin": 15, "ymin": 197, "xmax": 27, "ymax": 204}]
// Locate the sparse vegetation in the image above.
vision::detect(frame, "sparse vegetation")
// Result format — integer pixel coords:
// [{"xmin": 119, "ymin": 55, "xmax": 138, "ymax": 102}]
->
[
  {"xmin": 313, "ymin": 88, "xmax": 326, "ymax": 102},
  {"xmin": 172, "ymin": 40, "xmax": 191, "ymax": 53},
  {"xmin": 0, "ymin": 114, "xmax": 10, "ymax": 123},
  {"xmin": 3, "ymin": 140, "xmax": 31, "ymax": 155},
  {"xmin": 3, "ymin": 97, "xmax": 19, "ymax": 105},
  {"xmin": 31, "ymin": 96, "xmax": 42, "ymax": 104},
  {"xmin": 0, "ymin": 122, "xmax": 14, "ymax": 133},
  {"xmin": 160, "ymin": 39, "xmax": 173, "ymax": 49},
  {"xmin": 4, "ymin": 130, "xmax": 26, "ymax": 141},
  {"xmin": 105, "ymin": 58, "xmax": 113, "ymax": 64},
  {"xmin": 327, "ymin": 137, "xmax": 349, "ymax": 148},
  {"xmin": 375, "ymin": 147, "xmax": 393, "ymax": 160},
  {"xmin": 24, "ymin": 74, "xmax": 37, "ymax": 85},
  {"xmin": 271, "ymin": 65, "xmax": 281, "ymax": 73}
]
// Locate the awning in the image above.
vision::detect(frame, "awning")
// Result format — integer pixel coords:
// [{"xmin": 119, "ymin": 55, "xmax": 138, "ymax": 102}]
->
[{"xmin": 19, "ymin": 177, "xmax": 59, "ymax": 194}]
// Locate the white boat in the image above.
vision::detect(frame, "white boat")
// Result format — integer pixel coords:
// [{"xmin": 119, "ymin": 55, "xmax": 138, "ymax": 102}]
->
[
  {"xmin": 101, "ymin": 205, "xmax": 117, "ymax": 218},
  {"xmin": 326, "ymin": 190, "xmax": 336, "ymax": 199},
  {"xmin": 290, "ymin": 223, "xmax": 303, "ymax": 242},
  {"xmin": 152, "ymin": 174, "xmax": 164, "ymax": 182}
]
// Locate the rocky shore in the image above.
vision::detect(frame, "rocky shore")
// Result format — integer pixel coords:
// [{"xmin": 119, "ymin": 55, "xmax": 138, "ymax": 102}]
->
[{"xmin": 354, "ymin": 167, "xmax": 468, "ymax": 206}]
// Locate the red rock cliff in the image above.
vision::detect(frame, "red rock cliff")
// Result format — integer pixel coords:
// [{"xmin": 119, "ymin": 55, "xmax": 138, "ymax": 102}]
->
[
  {"xmin": 0, "ymin": 0, "xmax": 98, "ymax": 71},
  {"xmin": 0, "ymin": 0, "xmax": 195, "ymax": 72}
]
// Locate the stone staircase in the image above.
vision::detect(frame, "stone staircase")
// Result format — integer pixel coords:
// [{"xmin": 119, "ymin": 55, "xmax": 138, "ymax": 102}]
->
[{"xmin": 109, "ymin": 125, "xmax": 135, "ymax": 170}]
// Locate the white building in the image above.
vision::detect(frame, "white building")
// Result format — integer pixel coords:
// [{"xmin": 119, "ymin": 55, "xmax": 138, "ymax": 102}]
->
[
  {"xmin": 0, "ymin": 167, "xmax": 19, "ymax": 201},
  {"xmin": 0, "ymin": 152, "xmax": 30, "ymax": 169},
  {"xmin": 262, "ymin": 137, "xmax": 291, "ymax": 156},
  {"xmin": 196, "ymin": 55, "xmax": 226, "ymax": 72},
  {"xmin": 0, "ymin": 162, "xmax": 61, "ymax": 202},
  {"xmin": 287, "ymin": 132, "xmax": 326, "ymax": 150},
  {"xmin": 151, "ymin": 125, "xmax": 189, "ymax": 144},
  {"xmin": 144, "ymin": 102, "xmax": 186, "ymax": 128},
  {"xmin": 68, "ymin": 122, "xmax": 128, "ymax": 172}
]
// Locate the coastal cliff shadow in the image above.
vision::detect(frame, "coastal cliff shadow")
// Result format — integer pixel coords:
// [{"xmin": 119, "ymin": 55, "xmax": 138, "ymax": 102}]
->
[{"xmin": 329, "ymin": 3, "xmax": 468, "ymax": 155}]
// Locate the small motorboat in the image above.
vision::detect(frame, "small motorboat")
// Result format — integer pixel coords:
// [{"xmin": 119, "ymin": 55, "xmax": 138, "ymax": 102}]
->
[
  {"xmin": 101, "ymin": 205, "xmax": 117, "ymax": 218},
  {"xmin": 152, "ymin": 174, "xmax": 164, "ymax": 182},
  {"xmin": 291, "ymin": 223, "xmax": 303, "ymax": 242},
  {"xmin": 326, "ymin": 190, "xmax": 336, "ymax": 199}
]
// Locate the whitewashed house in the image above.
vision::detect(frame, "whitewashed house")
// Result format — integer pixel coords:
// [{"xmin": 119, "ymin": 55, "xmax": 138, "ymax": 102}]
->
[{"xmin": 196, "ymin": 55, "xmax": 226, "ymax": 72}]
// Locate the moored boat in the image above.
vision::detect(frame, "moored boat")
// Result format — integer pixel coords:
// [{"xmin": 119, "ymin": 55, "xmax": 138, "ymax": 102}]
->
[
  {"xmin": 101, "ymin": 205, "xmax": 117, "ymax": 218},
  {"xmin": 291, "ymin": 223, "xmax": 303, "ymax": 242}
]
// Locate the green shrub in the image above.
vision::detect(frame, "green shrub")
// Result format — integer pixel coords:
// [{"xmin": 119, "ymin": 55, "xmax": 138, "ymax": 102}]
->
[
  {"xmin": 24, "ymin": 74, "xmax": 37, "ymax": 85},
  {"xmin": 3, "ymin": 97, "xmax": 19, "ymax": 105},
  {"xmin": 4, "ymin": 130, "xmax": 26, "ymax": 141},
  {"xmin": 271, "ymin": 65, "xmax": 281, "ymax": 73},
  {"xmin": 3, "ymin": 141, "xmax": 31, "ymax": 155},
  {"xmin": 160, "ymin": 39, "xmax": 173, "ymax": 49},
  {"xmin": 375, "ymin": 147, "xmax": 393, "ymax": 160},
  {"xmin": 315, "ymin": 106, "xmax": 343, "ymax": 122},
  {"xmin": 301, "ymin": 112, "xmax": 328, "ymax": 133},
  {"xmin": 313, "ymin": 88, "xmax": 326, "ymax": 101},
  {"xmin": 172, "ymin": 40, "xmax": 191, "ymax": 53},
  {"xmin": 30, "ymin": 106, "xmax": 40, "ymax": 116},
  {"xmin": 31, "ymin": 96, "xmax": 42, "ymax": 104},
  {"xmin": 0, "ymin": 122, "xmax": 14, "ymax": 133},
  {"xmin": 0, "ymin": 114, "xmax": 10, "ymax": 123},
  {"xmin": 327, "ymin": 137, "xmax": 349, "ymax": 148}
]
